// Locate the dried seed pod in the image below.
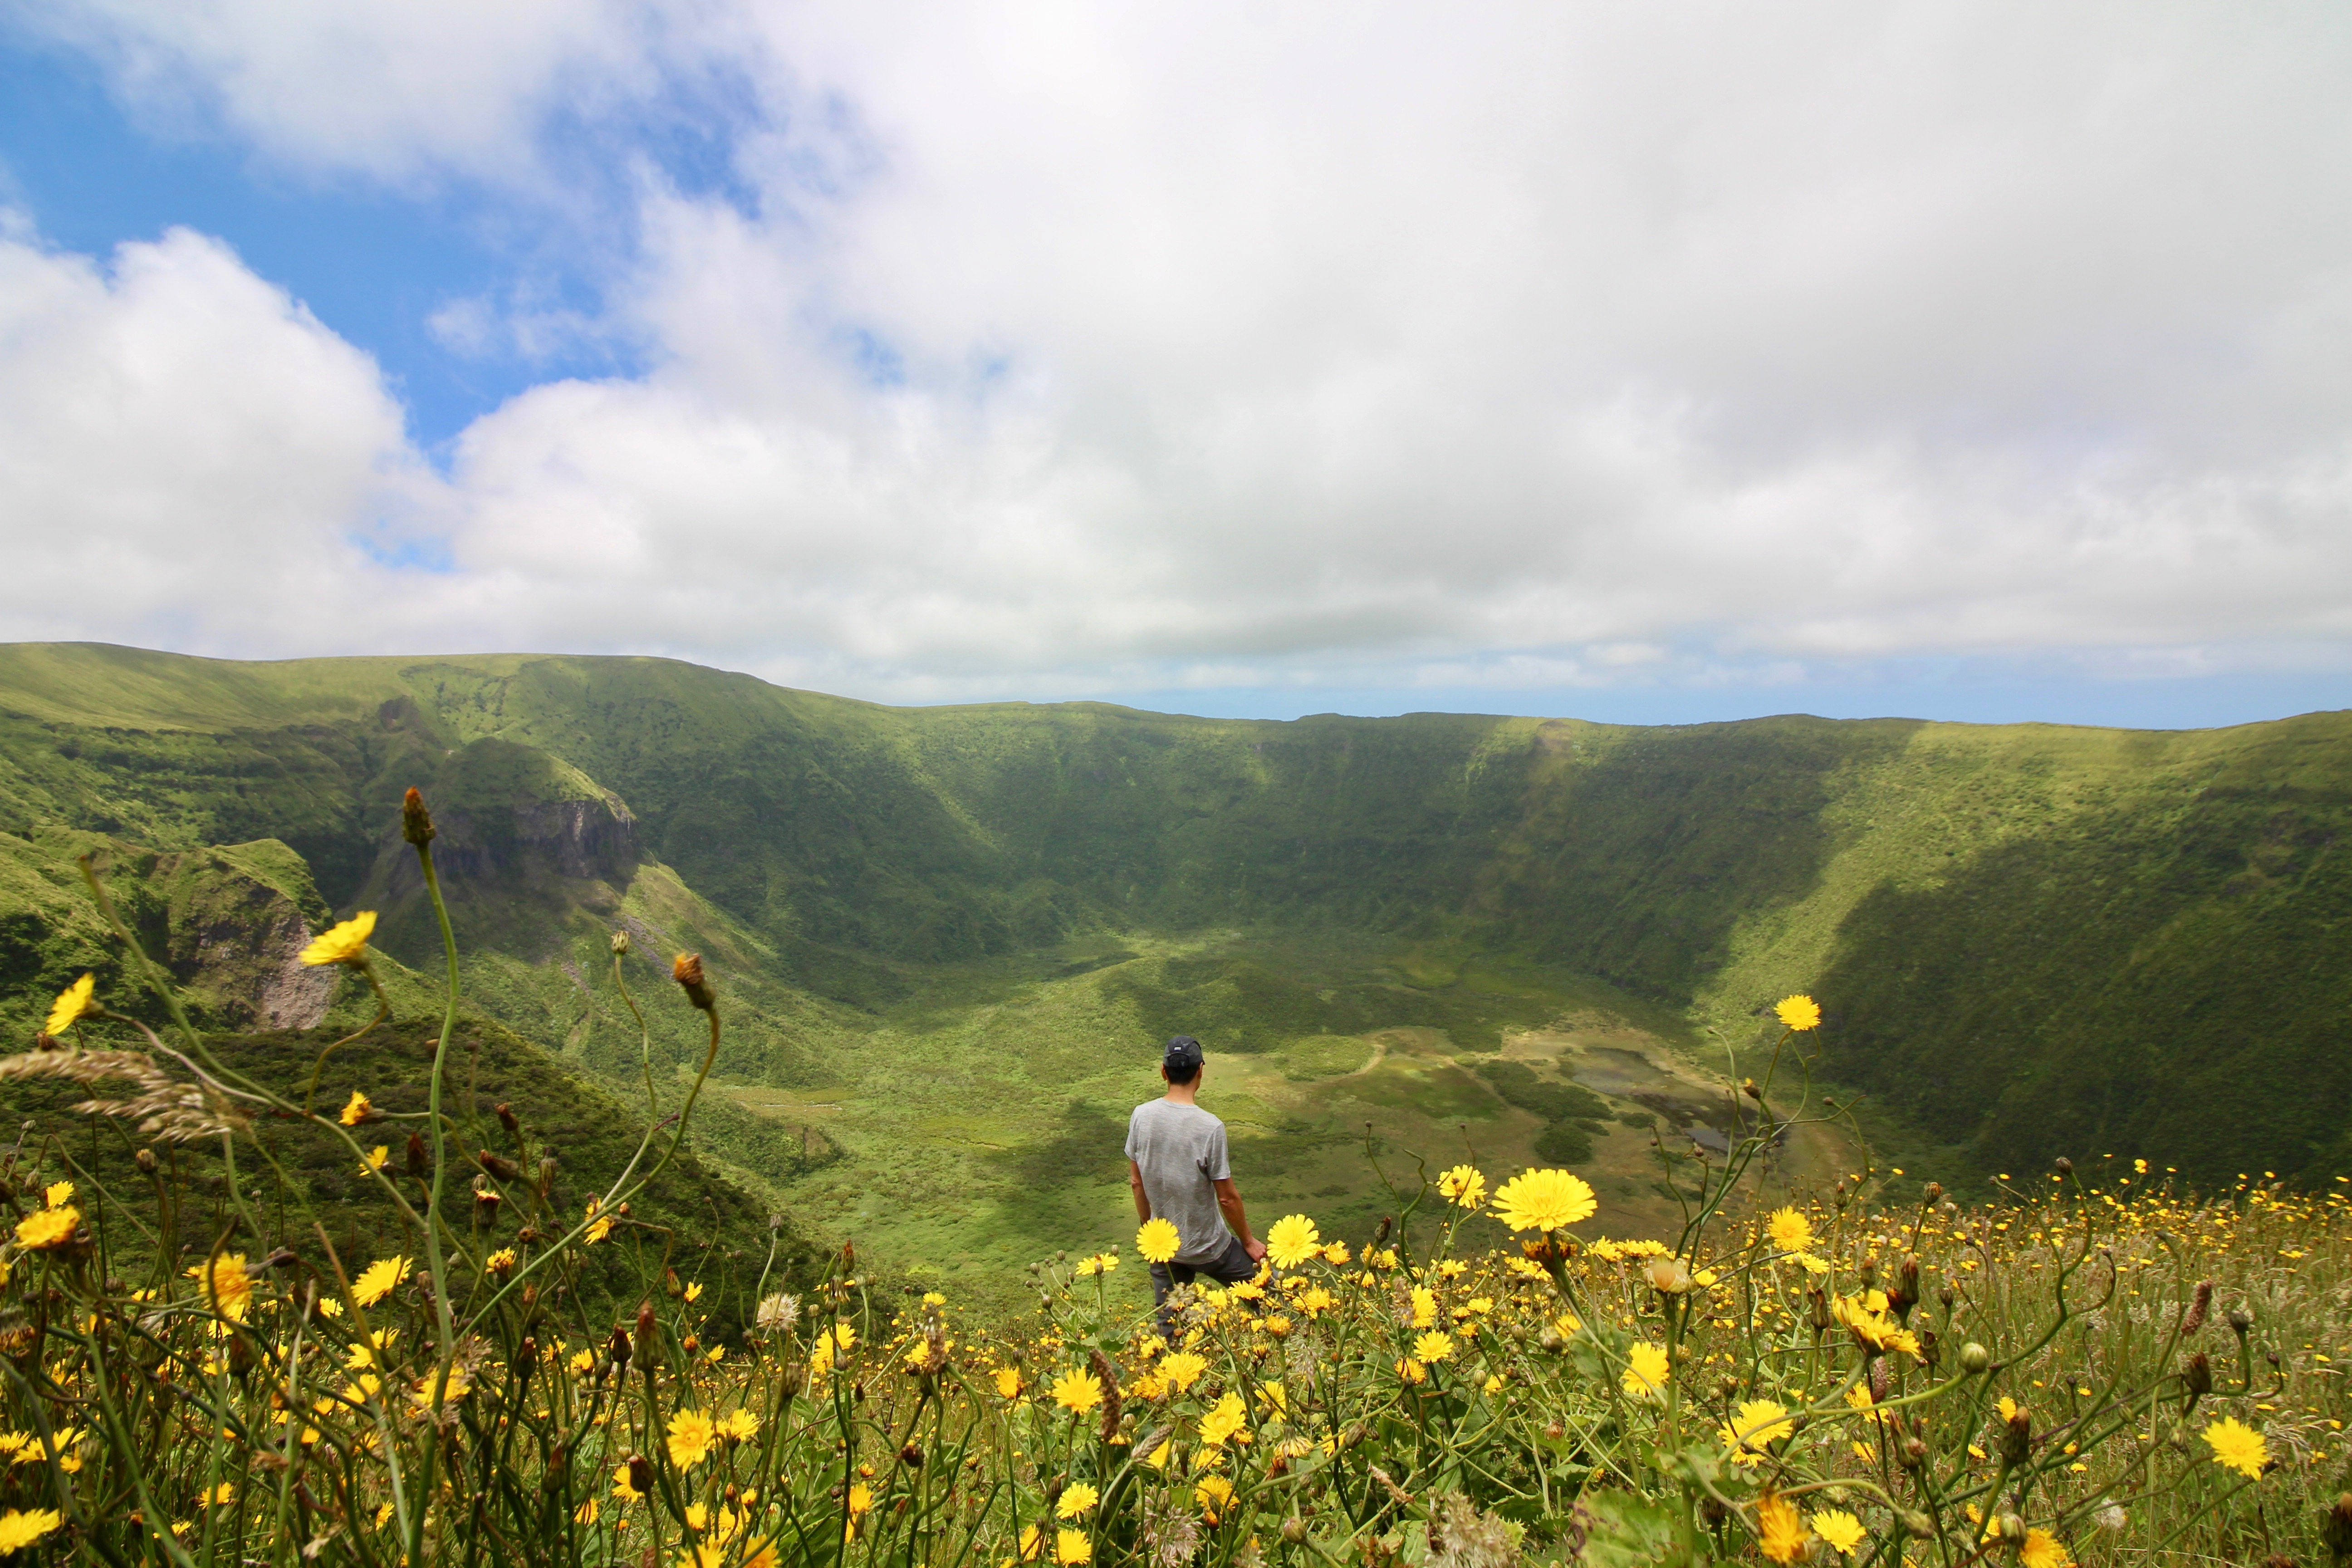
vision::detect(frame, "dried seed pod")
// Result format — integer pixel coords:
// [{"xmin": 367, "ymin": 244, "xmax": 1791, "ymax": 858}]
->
[{"xmin": 2183, "ymin": 1280, "xmax": 2213, "ymax": 1335}]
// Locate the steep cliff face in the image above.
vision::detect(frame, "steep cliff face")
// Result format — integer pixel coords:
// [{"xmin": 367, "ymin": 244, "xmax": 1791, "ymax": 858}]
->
[
  {"xmin": 0, "ymin": 829, "xmax": 343, "ymax": 1034},
  {"xmin": 353, "ymin": 736, "xmax": 644, "ymax": 964}
]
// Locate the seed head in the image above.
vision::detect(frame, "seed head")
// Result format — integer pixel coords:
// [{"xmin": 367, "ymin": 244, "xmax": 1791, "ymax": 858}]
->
[{"xmin": 2183, "ymin": 1279, "xmax": 2213, "ymax": 1334}]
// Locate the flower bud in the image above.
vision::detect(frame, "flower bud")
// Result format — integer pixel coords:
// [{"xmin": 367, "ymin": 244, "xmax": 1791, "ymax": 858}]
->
[
  {"xmin": 2184, "ymin": 1350, "xmax": 2213, "ymax": 1402},
  {"xmin": 672, "ymin": 952, "xmax": 716, "ymax": 1011},
  {"xmin": 495, "ymin": 1102, "xmax": 519, "ymax": 1138},
  {"xmin": 1923, "ymin": 1181, "xmax": 1943, "ymax": 1204},
  {"xmin": 2228, "ymin": 1306, "xmax": 2253, "ymax": 1336},
  {"xmin": 627, "ymin": 1454, "xmax": 654, "ymax": 1496},
  {"xmin": 1898, "ymin": 1511, "xmax": 1936, "ymax": 1539},
  {"xmin": 1960, "ymin": 1342, "xmax": 1991, "ymax": 1373},
  {"xmin": 1994, "ymin": 1513, "xmax": 2026, "ymax": 1544},
  {"xmin": 406, "ymin": 1132, "xmax": 430, "ymax": 1182},
  {"xmin": 1900, "ymin": 1437, "xmax": 1927, "ymax": 1470},
  {"xmin": 611, "ymin": 930, "xmax": 631, "ymax": 955},
  {"xmin": 609, "ymin": 1324, "xmax": 632, "ymax": 1371},
  {"xmin": 401, "ymin": 787, "xmax": 436, "ymax": 846},
  {"xmin": 1281, "ymin": 1518, "xmax": 1308, "ymax": 1545},
  {"xmin": 135, "ymin": 1147, "xmax": 157, "ymax": 1175},
  {"xmin": 478, "ymin": 1150, "xmax": 521, "ymax": 1182},
  {"xmin": 2054, "ymin": 1156, "xmax": 2073, "ymax": 1176},
  {"xmin": 2321, "ymin": 1492, "xmax": 2352, "ymax": 1560},
  {"xmin": 2000, "ymin": 1408, "xmax": 2031, "ymax": 1467}
]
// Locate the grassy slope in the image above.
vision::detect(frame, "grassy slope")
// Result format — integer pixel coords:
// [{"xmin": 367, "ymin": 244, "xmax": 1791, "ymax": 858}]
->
[
  {"xmin": 0, "ymin": 1015, "xmax": 823, "ymax": 1333},
  {"xmin": 1, "ymin": 642, "xmax": 2347, "ymax": 1216}
]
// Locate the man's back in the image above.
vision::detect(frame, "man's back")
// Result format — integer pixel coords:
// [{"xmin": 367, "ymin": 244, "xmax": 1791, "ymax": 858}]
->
[{"xmin": 1125, "ymin": 1098, "xmax": 1231, "ymax": 1265}]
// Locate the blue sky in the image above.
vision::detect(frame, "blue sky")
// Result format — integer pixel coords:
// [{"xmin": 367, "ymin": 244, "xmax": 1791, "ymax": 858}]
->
[{"xmin": 1, "ymin": 3, "xmax": 2347, "ymax": 730}]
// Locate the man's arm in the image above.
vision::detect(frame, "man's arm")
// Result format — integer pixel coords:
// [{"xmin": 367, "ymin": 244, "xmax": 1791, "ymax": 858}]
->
[
  {"xmin": 1129, "ymin": 1160, "xmax": 1152, "ymax": 1223},
  {"xmin": 1213, "ymin": 1176, "xmax": 1266, "ymax": 1260}
]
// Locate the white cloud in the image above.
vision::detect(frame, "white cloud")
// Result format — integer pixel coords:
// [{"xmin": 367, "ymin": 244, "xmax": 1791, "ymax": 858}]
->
[
  {"xmin": 0, "ymin": 226, "xmax": 445, "ymax": 647},
  {"xmin": 5, "ymin": 1, "xmax": 2352, "ymax": 706}
]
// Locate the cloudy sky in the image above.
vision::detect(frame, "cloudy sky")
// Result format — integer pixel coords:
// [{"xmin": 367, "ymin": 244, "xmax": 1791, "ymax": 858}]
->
[{"xmin": 1, "ymin": 2, "xmax": 2347, "ymax": 726}]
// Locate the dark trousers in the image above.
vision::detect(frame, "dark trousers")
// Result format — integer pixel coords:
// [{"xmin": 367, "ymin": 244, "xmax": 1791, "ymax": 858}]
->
[{"xmin": 1149, "ymin": 1234, "xmax": 1259, "ymax": 1328}]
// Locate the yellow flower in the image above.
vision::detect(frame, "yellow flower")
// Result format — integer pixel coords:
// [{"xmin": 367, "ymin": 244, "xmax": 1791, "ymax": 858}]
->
[
  {"xmin": 612, "ymin": 1464, "xmax": 642, "ymax": 1501},
  {"xmin": 1054, "ymin": 1529, "xmax": 1092, "ymax": 1565},
  {"xmin": 185, "ymin": 1253, "xmax": 253, "ymax": 1320},
  {"xmin": 1265, "ymin": 1214, "xmax": 1321, "ymax": 1269},
  {"xmin": 338, "ymin": 1089, "xmax": 373, "ymax": 1127},
  {"xmin": 1073, "ymin": 1256, "xmax": 1100, "ymax": 1278},
  {"xmin": 575, "ymin": 1499, "xmax": 600, "ymax": 1526},
  {"xmin": 1143, "ymin": 1439, "xmax": 1175, "ymax": 1472},
  {"xmin": 847, "ymin": 1483, "xmax": 873, "ymax": 1516},
  {"xmin": 43, "ymin": 974, "xmax": 97, "ymax": 1035},
  {"xmin": 362, "ymin": 1145, "xmax": 389, "ymax": 1173},
  {"xmin": 1414, "ymin": 1331, "xmax": 1455, "ymax": 1363},
  {"xmin": 1811, "ymin": 1508, "xmax": 1864, "ymax": 1557},
  {"xmin": 683, "ymin": 1281, "xmax": 703, "ymax": 1302},
  {"xmin": 1159, "ymin": 1352, "xmax": 1208, "ymax": 1393},
  {"xmin": 1491, "ymin": 1168, "xmax": 1597, "ymax": 1232},
  {"xmin": 994, "ymin": 1367, "xmax": 1023, "ymax": 1399},
  {"xmin": 584, "ymin": 1199, "xmax": 613, "ymax": 1245},
  {"xmin": 1136, "ymin": 1218, "xmax": 1181, "ymax": 1264},
  {"xmin": 717, "ymin": 1408, "xmax": 759, "ymax": 1442},
  {"xmin": 411, "ymin": 1366, "xmax": 473, "ymax": 1406},
  {"xmin": 1322, "ymin": 1242, "xmax": 1351, "ymax": 1266},
  {"xmin": 571, "ymin": 1349, "xmax": 597, "ymax": 1376},
  {"xmin": 485, "ymin": 1248, "xmax": 518, "ymax": 1274},
  {"xmin": 14, "ymin": 1207, "xmax": 77, "ymax": 1251},
  {"xmin": 0, "ymin": 1509, "xmax": 59, "ymax": 1553},
  {"xmin": 1056, "ymin": 1483, "xmax": 1099, "ymax": 1519},
  {"xmin": 1436, "ymin": 1165, "xmax": 1487, "ymax": 1209},
  {"xmin": 1774, "ymin": 994, "xmax": 1822, "ymax": 1032},
  {"xmin": 1396, "ymin": 1358, "xmax": 1427, "ymax": 1384},
  {"xmin": 1193, "ymin": 1475, "xmax": 1234, "ymax": 1520},
  {"xmin": 1719, "ymin": 1400, "xmax": 1793, "ymax": 1465},
  {"xmin": 1052, "ymin": 1368, "xmax": 1104, "ymax": 1416},
  {"xmin": 41, "ymin": 1182, "xmax": 73, "ymax": 1210},
  {"xmin": 1621, "ymin": 1341, "xmax": 1670, "ymax": 1400},
  {"xmin": 1756, "ymin": 1492, "xmax": 1808, "ymax": 1563},
  {"xmin": 2019, "ymin": 1529, "xmax": 2074, "ymax": 1568},
  {"xmin": 1766, "ymin": 1207, "xmax": 1813, "ymax": 1252},
  {"xmin": 350, "ymin": 1256, "xmax": 410, "ymax": 1308},
  {"xmin": 668, "ymin": 1408, "xmax": 719, "ymax": 1469},
  {"xmin": 1410, "ymin": 1287, "xmax": 1438, "ymax": 1328},
  {"xmin": 1197, "ymin": 1391, "xmax": 1247, "ymax": 1447},
  {"xmin": 1832, "ymin": 1293, "xmax": 1920, "ymax": 1359},
  {"xmin": 2202, "ymin": 1416, "xmax": 2268, "ymax": 1480},
  {"xmin": 299, "ymin": 911, "xmax": 377, "ymax": 967}
]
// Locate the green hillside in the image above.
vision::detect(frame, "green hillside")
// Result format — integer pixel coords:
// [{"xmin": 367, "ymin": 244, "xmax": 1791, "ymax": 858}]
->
[{"xmin": 2, "ymin": 641, "xmax": 2347, "ymax": 1293}]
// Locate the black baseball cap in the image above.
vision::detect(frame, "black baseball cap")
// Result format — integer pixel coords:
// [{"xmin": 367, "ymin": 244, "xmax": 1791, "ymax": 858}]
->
[{"xmin": 1163, "ymin": 1035, "xmax": 1204, "ymax": 1074}]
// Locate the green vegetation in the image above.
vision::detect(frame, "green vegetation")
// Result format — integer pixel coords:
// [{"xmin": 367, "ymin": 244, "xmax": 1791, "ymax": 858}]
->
[{"xmin": 2, "ymin": 641, "xmax": 2349, "ymax": 1308}]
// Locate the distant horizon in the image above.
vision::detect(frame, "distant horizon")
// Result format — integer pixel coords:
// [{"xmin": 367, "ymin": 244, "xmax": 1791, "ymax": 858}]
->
[{"xmin": 7, "ymin": 638, "xmax": 2343, "ymax": 735}]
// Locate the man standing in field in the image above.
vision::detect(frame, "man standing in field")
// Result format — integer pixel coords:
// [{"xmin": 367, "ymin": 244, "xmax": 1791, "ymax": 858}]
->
[{"xmin": 1127, "ymin": 1034, "xmax": 1266, "ymax": 1310}]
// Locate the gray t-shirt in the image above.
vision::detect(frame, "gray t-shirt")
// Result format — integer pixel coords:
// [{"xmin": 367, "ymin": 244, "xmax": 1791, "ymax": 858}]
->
[{"xmin": 1125, "ymin": 1098, "xmax": 1232, "ymax": 1265}]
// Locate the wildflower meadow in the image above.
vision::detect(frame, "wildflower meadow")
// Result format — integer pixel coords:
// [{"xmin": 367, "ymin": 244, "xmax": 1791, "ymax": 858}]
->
[{"xmin": 0, "ymin": 789, "xmax": 2347, "ymax": 1566}]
